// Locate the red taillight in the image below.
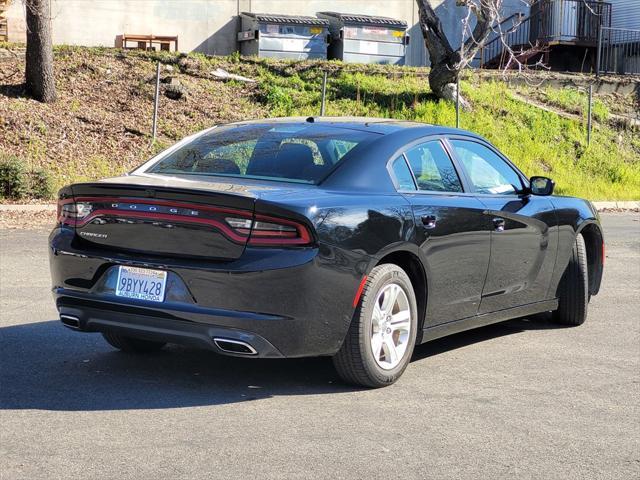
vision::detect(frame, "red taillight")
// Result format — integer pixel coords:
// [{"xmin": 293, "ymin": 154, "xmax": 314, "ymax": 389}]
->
[
  {"xmin": 225, "ymin": 214, "xmax": 312, "ymax": 246},
  {"xmin": 57, "ymin": 199, "xmax": 92, "ymax": 226},
  {"xmin": 58, "ymin": 196, "xmax": 313, "ymax": 247}
]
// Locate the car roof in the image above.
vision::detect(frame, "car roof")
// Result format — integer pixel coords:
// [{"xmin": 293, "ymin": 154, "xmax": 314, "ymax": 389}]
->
[{"xmin": 226, "ymin": 116, "xmax": 479, "ymax": 139}]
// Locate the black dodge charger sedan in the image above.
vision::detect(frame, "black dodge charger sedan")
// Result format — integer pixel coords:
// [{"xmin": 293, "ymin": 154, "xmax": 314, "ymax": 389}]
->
[{"xmin": 49, "ymin": 117, "xmax": 604, "ymax": 387}]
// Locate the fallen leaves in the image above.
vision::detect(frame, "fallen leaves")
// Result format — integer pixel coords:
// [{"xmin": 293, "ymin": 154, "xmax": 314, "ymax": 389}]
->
[{"xmin": 0, "ymin": 47, "xmax": 266, "ymax": 192}]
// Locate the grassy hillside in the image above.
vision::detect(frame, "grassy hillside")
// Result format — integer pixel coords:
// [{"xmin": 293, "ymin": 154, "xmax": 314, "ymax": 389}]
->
[{"xmin": 0, "ymin": 45, "xmax": 639, "ymax": 200}]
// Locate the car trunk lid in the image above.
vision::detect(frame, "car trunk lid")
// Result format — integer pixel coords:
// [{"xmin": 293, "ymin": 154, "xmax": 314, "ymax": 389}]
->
[{"xmin": 67, "ymin": 177, "xmax": 258, "ymax": 260}]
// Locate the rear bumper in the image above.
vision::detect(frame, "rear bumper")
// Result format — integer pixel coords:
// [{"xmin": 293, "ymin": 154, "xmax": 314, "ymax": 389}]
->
[
  {"xmin": 55, "ymin": 296, "xmax": 284, "ymax": 358},
  {"xmin": 49, "ymin": 227, "xmax": 371, "ymax": 358}
]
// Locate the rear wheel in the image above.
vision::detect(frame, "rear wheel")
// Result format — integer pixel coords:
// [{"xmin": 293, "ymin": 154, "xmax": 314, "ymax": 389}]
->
[
  {"xmin": 333, "ymin": 264, "xmax": 418, "ymax": 388},
  {"xmin": 102, "ymin": 332, "xmax": 166, "ymax": 353},
  {"xmin": 552, "ymin": 233, "xmax": 589, "ymax": 326}
]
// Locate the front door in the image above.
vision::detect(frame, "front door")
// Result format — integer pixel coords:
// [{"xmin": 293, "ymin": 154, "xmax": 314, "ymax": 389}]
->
[{"xmin": 448, "ymin": 139, "xmax": 558, "ymax": 314}]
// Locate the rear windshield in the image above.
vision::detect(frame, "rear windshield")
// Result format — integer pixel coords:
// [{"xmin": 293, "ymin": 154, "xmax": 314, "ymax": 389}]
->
[{"xmin": 145, "ymin": 123, "xmax": 379, "ymax": 184}]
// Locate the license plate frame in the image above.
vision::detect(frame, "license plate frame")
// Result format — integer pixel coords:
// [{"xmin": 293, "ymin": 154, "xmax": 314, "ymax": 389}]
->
[{"xmin": 115, "ymin": 266, "xmax": 167, "ymax": 302}]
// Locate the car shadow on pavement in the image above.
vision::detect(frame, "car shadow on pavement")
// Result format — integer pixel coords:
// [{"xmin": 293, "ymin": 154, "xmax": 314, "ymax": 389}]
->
[
  {"xmin": 411, "ymin": 313, "xmax": 564, "ymax": 361},
  {"xmin": 0, "ymin": 315, "xmax": 564, "ymax": 411}
]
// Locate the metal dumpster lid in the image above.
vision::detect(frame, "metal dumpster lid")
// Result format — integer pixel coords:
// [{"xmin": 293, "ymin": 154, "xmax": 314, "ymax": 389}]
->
[
  {"xmin": 241, "ymin": 12, "xmax": 329, "ymax": 26},
  {"xmin": 317, "ymin": 12, "xmax": 408, "ymax": 28}
]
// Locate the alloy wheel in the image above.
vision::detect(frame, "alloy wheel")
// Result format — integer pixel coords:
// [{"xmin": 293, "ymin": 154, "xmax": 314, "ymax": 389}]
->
[{"xmin": 370, "ymin": 283, "xmax": 412, "ymax": 370}]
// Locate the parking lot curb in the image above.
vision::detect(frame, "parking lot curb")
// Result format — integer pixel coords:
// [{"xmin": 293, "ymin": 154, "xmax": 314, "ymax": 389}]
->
[
  {"xmin": 0, "ymin": 204, "xmax": 56, "ymax": 212},
  {"xmin": 592, "ymin": 201, "xmax": 640, "ymax": 211}
]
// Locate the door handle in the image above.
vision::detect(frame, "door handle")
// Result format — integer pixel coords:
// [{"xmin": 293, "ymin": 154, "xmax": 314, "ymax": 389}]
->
[
  {"xmin": 421, "ymin": 215, "xmax": 437, "ymax": 229},
  {"xmin": 493, "ymin": 217, "xmax": 505, "ymax": 232}
]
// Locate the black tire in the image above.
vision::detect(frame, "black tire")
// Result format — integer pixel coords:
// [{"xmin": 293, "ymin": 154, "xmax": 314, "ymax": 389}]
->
[
  {"xmin": 552, "ymin": 233, "xmax": 589, "ymax": 326},
  {"xmin": 332, "ymin": 264, "xmax": 418, "ymax": 388},
  {"xmin": 102, "ymin": 332, "xmax": 166, "ymax": 353}
]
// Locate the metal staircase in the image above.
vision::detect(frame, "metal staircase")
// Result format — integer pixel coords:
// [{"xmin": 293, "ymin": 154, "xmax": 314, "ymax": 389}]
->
[{"xmin": 479, "ymin": 0, "xmax": 611, "ymax": 70}]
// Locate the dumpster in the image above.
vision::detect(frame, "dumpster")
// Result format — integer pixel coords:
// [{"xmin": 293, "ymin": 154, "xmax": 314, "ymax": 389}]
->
[
  {"xmin": 317, "ymin": 12, "xmax": 409, "ymax": 65},
  {"xmin": 238, "ymin": 13, "xmax": 329, "ymax": 60}
]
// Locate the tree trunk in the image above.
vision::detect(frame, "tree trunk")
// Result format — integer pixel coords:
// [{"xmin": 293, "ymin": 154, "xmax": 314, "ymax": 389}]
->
[
  {"xmin": 25, "ymin": 0, "xmax": 56, "ymax": 102},
  {"xmin": 416, "ymin": 0, "xmax": 494, "ymax": 110},
  {"xmin": 428, "ymin": 51, "xmax": 466, "ymax": 107}
]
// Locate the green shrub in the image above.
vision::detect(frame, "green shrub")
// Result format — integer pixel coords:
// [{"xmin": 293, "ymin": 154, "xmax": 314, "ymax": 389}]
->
[
  {"xmin": 28, "ymin": 168, "xmax": 54, "ymax": 199},
  {"xmin": 0, "ymin": 156, "xmax": 29, "ymax": 200},
  {"xmin": 0, "ymin": 156, "xmax": 54, "ymax": 200}
]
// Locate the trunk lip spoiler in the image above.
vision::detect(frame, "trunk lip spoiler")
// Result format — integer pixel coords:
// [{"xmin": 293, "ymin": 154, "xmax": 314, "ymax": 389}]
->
[{"xmin": 72, "ymin": 196, "xmax": 253, "ymax": 218}]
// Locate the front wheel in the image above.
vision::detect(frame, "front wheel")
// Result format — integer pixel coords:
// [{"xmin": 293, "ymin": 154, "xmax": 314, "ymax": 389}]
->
[
  {"xmin": 333, "ymin": 264, "xmax": 418, "ymax": 388},
  {"xmin": 552, "ymin": 233, "xmax": 589, "ymax": 326}
]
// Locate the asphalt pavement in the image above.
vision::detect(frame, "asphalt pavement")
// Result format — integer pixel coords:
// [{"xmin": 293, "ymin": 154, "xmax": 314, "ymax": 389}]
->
[{"xmin": 0, "ymin": 213, "xmax": 638, "ymax": 479}]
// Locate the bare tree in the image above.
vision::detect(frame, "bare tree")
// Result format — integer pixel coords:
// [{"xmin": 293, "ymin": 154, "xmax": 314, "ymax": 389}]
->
[
  {"xmin": 416, "ymin": 0, "xmax": 503, "ymax": 109},
  {"xmin": 415, "ymin": 0, "xmax": 555, "ymax": 109},
  {"xmin": 25, "ymin": 0, "xmax": 56, "ymax": 102}
]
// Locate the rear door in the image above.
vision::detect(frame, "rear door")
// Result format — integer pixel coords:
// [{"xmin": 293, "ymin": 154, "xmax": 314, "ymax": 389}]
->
[
  {"xmin": 447, "ymin": 138, "xmax": 558, "ymax": 313},
  {"xmin": 389, "ymin": 138, "xmax": 491, "ymax": 325}
]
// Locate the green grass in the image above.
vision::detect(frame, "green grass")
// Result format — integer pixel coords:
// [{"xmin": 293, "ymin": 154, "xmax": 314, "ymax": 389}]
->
[
  {"xmin": 247, "ymin": 65, "xmax": 639, "ymax": 200},
  {"xmin": 525, "ymin": 86, "xmax": 610, "ymax": 123},
  {"xmin": 0, "ymin": 41, "xmax": 23, "ymax": 49},
  {"xmin": 462, "ymin": 82, "xmax": 637, "ymax": 199}
]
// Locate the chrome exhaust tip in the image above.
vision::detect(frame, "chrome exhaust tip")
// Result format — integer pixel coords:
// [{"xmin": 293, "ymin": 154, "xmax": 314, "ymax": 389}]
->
[
  {"xmin": 60, "ymin": 314, "xmax": 81, "ymax": 329},
  {"xmin": 213, "ymin": 338, "xmax": 258, "ymax": 356}
]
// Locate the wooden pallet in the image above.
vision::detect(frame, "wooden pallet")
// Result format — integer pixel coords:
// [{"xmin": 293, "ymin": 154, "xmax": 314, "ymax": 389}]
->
[
  {"xmin": 0, "ymin": 21, "xmax": 7, "ymax": 42},
  {"xmin": 0, "ymin": 0, "xmax": 7, "ymax": 42}
]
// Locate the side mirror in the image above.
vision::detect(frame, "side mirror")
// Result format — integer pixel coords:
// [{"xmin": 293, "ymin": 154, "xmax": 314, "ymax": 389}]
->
[{"xmin": 529, "ymin": 176, "xmax": 555, "ymax": 196}]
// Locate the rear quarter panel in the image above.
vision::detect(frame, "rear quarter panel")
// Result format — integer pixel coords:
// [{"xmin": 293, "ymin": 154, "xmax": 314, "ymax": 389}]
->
[
  {"xmin": 254, "ymin": 190, "xmax": 415, "ymax": 258},
  {"xmin": 252, "ymin": 189, "xmax": 417, "ymax": 353}
]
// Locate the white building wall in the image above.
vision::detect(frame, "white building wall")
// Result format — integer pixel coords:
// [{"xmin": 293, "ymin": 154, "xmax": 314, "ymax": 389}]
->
[
  {"xmin": 5, "ymin": 0, "xmax": 25, "ymax": 41},
  {"xmin": 6, "ymin": 0, "xmax": 242, "ymax": 53},
  {"xmin": 5, "ymin": 0, "xmax": 530, "ymax": 66}
]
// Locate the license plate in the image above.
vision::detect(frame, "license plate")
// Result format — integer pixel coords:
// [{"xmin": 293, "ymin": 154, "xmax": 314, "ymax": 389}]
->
[{"xmin": 115, "ymin": 266, "xmax": 167, "ymax": 302}]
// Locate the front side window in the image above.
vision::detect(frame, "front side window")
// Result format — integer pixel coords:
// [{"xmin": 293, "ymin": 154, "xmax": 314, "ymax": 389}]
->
[
  {"xmin": 145, "ymin": 124, "xmax": 379, "ymax": 184},
  {"xmin": 450, "ymin": 140, "xmax": 523, "ymax": 195},
  {"xmin": 404, "ymin": 141, "xmax": 463, "ymax": 193}
]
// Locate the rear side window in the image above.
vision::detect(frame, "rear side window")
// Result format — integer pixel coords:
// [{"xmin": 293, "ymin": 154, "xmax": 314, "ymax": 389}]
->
[
  {"xmin": 146, "ymin": 124, "xmax": 379, "ymax": 184},
  {"xmin": 450, "ymin": 140, "xmax": 523, "ymax": 195},
  {"xmin": 329, "ymin": 140, "xmax": 359, "ymax": 162},
  {"xmin": 390, "ymin": 156, "xmax": 416, "ymax": 191},
  {"xmin": 404, "ymin": 141, "xmax": 463, "ymax": 192}
]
